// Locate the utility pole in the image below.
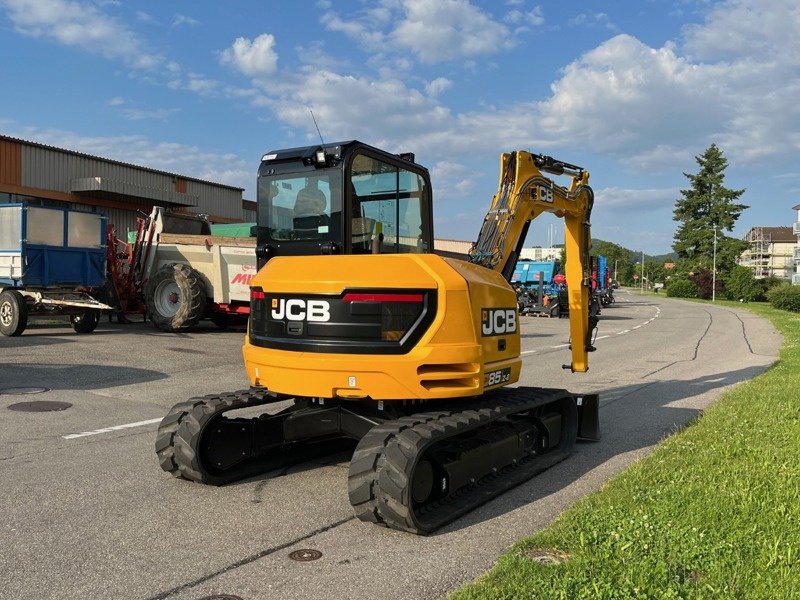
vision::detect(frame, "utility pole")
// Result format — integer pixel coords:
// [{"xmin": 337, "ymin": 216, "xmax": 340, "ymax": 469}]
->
[
  {"xmin": 712, "ymin": 227, "xmax": 717, "ymax": 302},
  {"xmin": 614, "ymin": 259, "xmax": 618, "ymax": 283},
  {"xmin": 641, "ymin": 250, "xmax": 644, "ymax": 293}
]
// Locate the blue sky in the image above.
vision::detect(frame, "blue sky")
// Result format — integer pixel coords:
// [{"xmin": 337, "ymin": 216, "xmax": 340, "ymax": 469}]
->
[{"xmin": 1, "ymin": 0, "xmax": 798, "ymax": 255}]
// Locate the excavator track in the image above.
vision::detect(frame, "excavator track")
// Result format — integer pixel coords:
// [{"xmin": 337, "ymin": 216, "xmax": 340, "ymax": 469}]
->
[
  {"xmin": 347, "ymin": 386, "xmax": 578, "ymax": 534},
  {"xmin": 156, "ymin": 388, "xmax": 281, "ymax": 485},
  {"xmin": 157, "ymin": 386, "xmax": 585, "ymax": 535},
  {"xmin": 156, "ymin": 388, "xmax": 362, "ymax": 485}
]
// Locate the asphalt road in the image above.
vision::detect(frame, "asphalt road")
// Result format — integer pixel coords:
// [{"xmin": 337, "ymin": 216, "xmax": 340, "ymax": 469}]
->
[{"xmin": 0, "ymin": 290, "xmax": 781, "ymax": 600}]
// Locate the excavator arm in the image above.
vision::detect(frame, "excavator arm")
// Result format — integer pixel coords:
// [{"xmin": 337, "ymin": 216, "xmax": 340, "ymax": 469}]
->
[{"xmin": 469, "ymin": 151, "xmax": 595, "ymax": 372}]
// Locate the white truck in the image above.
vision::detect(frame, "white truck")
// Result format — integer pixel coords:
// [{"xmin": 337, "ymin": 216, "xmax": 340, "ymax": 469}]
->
[{"xmin": 139, "ymin": 208, "xmax": 256, "ymax": 332}]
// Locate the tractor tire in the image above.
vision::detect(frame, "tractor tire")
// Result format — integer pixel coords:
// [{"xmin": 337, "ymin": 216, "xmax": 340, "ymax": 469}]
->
[
  {"xmin": 146, "ymin": 263, "xmax": 207, "ymax": 332},
  {"xmin": 70, "ymin": 309, "xmax": 100, "ymax": 334},
  {"xmin": 0, "ymin": 290, "xmax": 28, "ymax": 336}
]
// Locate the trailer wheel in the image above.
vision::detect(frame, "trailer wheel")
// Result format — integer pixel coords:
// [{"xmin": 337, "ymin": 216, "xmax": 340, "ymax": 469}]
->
[
  {"xmin": 70, "ymin": 309, "xmax": 100, "ymax": 334},
  {"xmin": 146, "ymin": 263, "xmax": 207, "ymax": 332},
  {"xmin": 0, "ymin": 290, "xmax": 28, "ymax": 336}
]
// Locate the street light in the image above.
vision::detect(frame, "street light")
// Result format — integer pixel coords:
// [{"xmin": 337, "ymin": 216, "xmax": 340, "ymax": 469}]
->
[{"xmin": 712, "ymin": 227, "xmax": 718, "ymax": 302}]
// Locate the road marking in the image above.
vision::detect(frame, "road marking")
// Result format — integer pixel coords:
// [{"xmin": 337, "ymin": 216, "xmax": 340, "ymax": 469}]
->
[
  {"xmin": 521, "ymin": 350, "xmax": 537, "ymax": 355},
  {"xmin": 633, "ymin": 325, "xmax": 642, "ymax": 329},
  {"xmin": 617, "ymin": 330, "xmax": 630, "ymax": 334},
  {"xmin": 63, "ymin": 418, "xmax": 162, "ymax": 440},
  {"xmin": 551, "ymin": 344, "xmax": 569, "ymax": 349}
]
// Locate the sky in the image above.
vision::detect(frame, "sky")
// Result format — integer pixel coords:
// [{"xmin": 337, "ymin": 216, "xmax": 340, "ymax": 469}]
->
[{"xmin": 1, "ymin": 0, "xmax": 798, "ymax": 255}]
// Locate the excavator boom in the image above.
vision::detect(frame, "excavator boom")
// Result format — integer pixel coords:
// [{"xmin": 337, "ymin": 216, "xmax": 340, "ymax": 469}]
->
[{"xmin": 469, "ymin": 151, "xmax": 594, "ymax": 371}]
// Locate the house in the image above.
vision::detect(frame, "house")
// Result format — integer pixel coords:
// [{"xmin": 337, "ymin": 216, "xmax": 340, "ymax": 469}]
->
[{"xmin": 738, "ymin": 226, "xmax": 796, "ymax": 280}]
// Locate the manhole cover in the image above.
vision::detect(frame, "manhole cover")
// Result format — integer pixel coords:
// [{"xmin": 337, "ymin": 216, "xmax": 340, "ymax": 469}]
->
[
  {"xmin": 8, "ymin": 401, "xmax": 72, "ymax": 412},
  {"xmin": 0, "ymin": 386, "xmax": 51, "ymax": 395},
  {"xmin": 289, "ymin": 548, "xmax": 323, "ymax": 562}
]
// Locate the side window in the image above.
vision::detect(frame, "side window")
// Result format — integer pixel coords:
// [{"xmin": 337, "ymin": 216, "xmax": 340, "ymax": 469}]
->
[
  {"xmin": 397, "ymin": 169, "xmax": 426, "ymax": 253},
  {"xmin": 350, "ymin": 155, "xmax": 428, "ymax": 254}
]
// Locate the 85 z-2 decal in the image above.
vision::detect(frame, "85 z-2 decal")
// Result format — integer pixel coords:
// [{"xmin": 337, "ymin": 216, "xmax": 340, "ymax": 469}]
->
[{"xmin": 485, "ymin": 367, "xmax": 512, "ymax": 387}]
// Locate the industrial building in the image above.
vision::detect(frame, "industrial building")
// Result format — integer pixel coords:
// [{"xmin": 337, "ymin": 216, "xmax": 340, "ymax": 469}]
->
[{"xmin": 0, "ymin": 134, "xmax": 255, "ymax": 237}]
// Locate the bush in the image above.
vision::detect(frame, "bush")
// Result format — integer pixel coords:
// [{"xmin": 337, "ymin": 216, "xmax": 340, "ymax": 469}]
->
[
  {"xmin": 766, "ymin": 283, "xmax": 800, "ymax": 312},
  {"xmin": 666, "ymin": 279, "xmax": 699, "ymax": 298},
  {"xmin": 689, "ymin": 268, "xmax": 719, "ymax": 300},
  {"xmin": 725, "ymin": 265, "xmax": 761, "ymax": 302}
]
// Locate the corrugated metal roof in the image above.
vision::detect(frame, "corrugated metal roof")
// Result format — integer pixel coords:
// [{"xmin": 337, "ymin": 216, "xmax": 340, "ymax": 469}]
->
[{"xmin": 0, "ymin": 133, "xmax": 244, "ymax": 191}]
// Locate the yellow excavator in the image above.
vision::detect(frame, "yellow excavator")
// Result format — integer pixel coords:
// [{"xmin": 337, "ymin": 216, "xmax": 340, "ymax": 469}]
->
[{"xmin": 156, "ymin": 141, "xmax": 599, "ymax": 534}]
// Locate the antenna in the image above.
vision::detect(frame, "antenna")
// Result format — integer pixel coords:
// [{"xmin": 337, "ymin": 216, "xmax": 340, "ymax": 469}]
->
[{"xmin": 310, "ymin": 110, "xmax": 326, "ymax": 148}]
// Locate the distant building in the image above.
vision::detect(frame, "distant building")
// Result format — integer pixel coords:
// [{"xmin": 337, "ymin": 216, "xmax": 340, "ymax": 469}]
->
[
  {"xmin": 434, "ymin": 238, "xmax": 472, "ymax": 256},
  {"xmin": 0, "ymin": 134, "xmax": 254, "ymax": 237},
  {"xmin": 519, "ymin": 246, "xmax": 562, "ymax": 261},
  {"xmin": 738, "ymin": 226, "xmax": 795, "ymax": 280},
  {"xmin": 793, "ymin": 205, "xmax": 800, "ymax": 285}
]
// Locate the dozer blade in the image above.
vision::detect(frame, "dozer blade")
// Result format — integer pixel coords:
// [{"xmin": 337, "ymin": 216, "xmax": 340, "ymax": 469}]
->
[{"xmin": 576, "ymin": 393, "xmax": 600, "ymax": 442}]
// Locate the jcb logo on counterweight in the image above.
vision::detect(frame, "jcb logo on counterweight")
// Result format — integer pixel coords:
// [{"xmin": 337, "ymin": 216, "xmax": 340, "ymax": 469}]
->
[
  {"xmin": 271, "ymin": 298, "xmax": 331, "ymax": 322},
  {"xmin": 481, "ymin": 308, "xmax": 517, "ymax": 336}
]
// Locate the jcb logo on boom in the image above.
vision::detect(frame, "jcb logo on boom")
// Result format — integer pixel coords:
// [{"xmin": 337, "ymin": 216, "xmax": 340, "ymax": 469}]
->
[
  {"xmin": 271, "ymin": 298, "xmax": 331, "ymax": 322},
  {"xmin": 481, "ymin": 308, "xmax": 517, "ymax": 336}
]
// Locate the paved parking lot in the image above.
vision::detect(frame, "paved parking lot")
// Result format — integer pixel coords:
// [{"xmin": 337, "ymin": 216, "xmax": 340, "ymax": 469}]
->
[{"xmin": 0, "ymin": 292, "xmax": 781, "ymax": 599}]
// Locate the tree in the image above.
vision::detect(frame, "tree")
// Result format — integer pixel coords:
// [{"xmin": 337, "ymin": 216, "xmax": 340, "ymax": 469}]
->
[
  {"xmin": 591, "ymin": 240, "xmax": 634, "ymax": 283},
  {"xmin": 672, "ymin": 144, "xmax": 749, "ymax": 273}
]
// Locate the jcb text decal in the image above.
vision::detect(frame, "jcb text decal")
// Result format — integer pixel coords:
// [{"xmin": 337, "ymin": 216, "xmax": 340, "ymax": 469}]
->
[
  {"xmin": 271, "ymin": 298, "xmax": 331, "ymax": 322},
  {"xmin": 481, "ymin": 308, "xmax": 517, "ymax": 336}
]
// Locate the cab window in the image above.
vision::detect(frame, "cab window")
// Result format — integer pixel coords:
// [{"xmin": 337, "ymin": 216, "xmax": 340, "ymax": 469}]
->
[
  {"xmin": 350, "ymin": 154, "xmax": 429, "ymax": 253},
  {"xmin": 258, "ymin": 170, "xmax": 342, "ymax": 242}
]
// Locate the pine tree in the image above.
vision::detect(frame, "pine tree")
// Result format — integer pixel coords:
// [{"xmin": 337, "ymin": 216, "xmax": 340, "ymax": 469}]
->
[{"xmin": 672, "ymin": 144, "xmax": 748, "ymax": 271}]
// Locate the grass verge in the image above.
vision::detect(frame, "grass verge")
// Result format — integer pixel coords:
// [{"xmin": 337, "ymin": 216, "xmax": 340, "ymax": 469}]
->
[{"xmin": 450, "ymin": 301, "xmax": 800, "ymax": 599}]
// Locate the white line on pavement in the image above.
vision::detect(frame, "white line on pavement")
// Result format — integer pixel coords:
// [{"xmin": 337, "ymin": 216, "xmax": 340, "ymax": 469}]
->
[{"xmin": 63, "ymin": 418, "xmax": 162, "ymax": 440}]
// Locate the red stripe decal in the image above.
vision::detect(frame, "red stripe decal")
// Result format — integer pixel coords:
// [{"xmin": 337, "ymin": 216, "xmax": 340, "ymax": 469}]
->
[{"xmin": 343, "ymin": 293, "xmax": 423, "ymax": 303}]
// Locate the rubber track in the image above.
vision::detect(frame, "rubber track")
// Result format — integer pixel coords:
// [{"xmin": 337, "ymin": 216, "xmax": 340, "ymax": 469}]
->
[
  {"xmin": 347, "ymin": 386, "xmax": 576, "ymax": 534},
  {"xmin": 155, "ymin": 389, "xmax": 276, "ymax": 485}
]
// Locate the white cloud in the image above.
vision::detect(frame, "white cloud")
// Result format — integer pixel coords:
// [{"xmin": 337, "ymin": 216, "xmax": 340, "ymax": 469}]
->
[
  {"xmin": 682, "ymin": 0, "xmax": 800, "ymax": 63},
  {"xmin": 108, "ymin": 96, "xmax": 125, "ymax": 106},
  {"xmin": 322, "ymin": 0, "xmax": 513, "ymax": 63},
  {"xmin": 425, "ymin": 77, "xmax": 452, "ymax": 96},
  {"xmin": 172, "ymin": 14, "xmax": 199, "ymax": 28},
  {"xmin": 594, "ymin": 186, "xmax": 678, "ymax": 212},
  {"xmin": 393, "ymin": 0, "xmax": 513, "ymax": 63},
  {"xmin": 525, "ymin": 6, "xmax": 544, "ymax": 26},
  {"xmin": 121, "ymin": 107, "xmax": 180, "ymax": 121},
  {"xmin": 568, "ymin": 12, "xmax": 618, "ymax": 32},
  {"xmin": 0, "ymin": 0, "xmax": 161, "ymax": 69},
  {"xmin": 220, "ymin": 34, "xmax": 279, "ymax": 78}
]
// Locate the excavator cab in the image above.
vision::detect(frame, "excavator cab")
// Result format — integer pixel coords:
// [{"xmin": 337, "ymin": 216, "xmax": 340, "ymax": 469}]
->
[{"xmin": 255, "ymin": 141, "xmax": 434, "ymax": 268}]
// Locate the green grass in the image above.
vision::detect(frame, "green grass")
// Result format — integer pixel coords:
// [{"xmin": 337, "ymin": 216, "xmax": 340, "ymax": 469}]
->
[{"xmin": 451, "ymin": 302, "xmax": 800, "ymax": 600}]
